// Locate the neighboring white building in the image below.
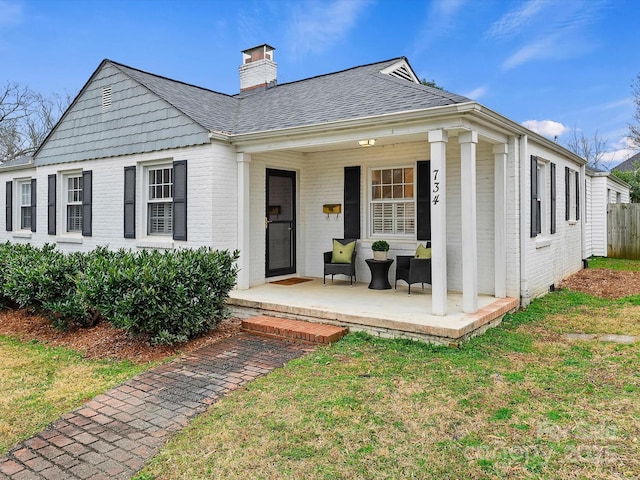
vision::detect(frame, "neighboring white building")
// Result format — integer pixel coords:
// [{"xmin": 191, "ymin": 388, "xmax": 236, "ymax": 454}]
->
[
  {"xmin": 585, "ymin": 168, "xmax": 631, "ymax": 257},
  {"xmin": 0, "ymin": 45, "xmax": 590, "ymax": 323}
]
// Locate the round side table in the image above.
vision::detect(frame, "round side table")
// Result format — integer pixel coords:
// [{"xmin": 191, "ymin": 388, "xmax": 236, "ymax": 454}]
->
[{"xmin": 365, "ymin": 258, "xmax": 393, "ymax": 290}]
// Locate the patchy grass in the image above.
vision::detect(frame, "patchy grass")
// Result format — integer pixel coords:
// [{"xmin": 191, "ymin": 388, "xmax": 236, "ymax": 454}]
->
[
  {"xmin": 588, "ymin": 256, "xmax": 640, "ymax": 271},
  {"xmin": 0, "ymin": 335, "xmax": 149, "ymax": 454},
  {"xmin": 137, "ymin": 290, "xmax": 640, "ymax": 480}
]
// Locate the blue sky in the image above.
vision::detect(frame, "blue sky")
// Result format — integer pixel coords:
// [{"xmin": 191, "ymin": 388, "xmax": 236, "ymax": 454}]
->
[{"xmin": 1, "ymin": 0, "xmax": 638, "ymax": 167}]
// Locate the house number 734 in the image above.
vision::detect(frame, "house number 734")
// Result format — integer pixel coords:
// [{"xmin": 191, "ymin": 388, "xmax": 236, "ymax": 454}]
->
[{"xmin": 432, "ymin": 169, "xmax": 440, "ymax": 205}]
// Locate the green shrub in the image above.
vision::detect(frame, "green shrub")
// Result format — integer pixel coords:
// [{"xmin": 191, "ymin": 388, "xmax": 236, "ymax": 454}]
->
[
  {"xmin": 2, "ymin": 243, "xmax": 91, "ymax": 327},
  {"xmin": 0, "ymin": 243, "xmax": 239, "ymax": 343},
  {"xmin": 77, "ymin": 247, "xmax": 239, "ymax": 345},
  {"xmin": 0, "ymin": 242, "xmax": 17, "ymax": 308}
]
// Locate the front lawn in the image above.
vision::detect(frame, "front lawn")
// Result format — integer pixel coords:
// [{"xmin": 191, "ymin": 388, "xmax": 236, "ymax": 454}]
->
[
  {"xmin": 137, "ymin": 289, "xmax": 640, "ymax": 479},
  {"xmin": 0, "ymin": 336, "xmax": 149, "ymax": 454}
]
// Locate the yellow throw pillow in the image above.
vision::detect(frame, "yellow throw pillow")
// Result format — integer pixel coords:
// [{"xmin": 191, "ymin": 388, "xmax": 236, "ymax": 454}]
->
[
  {"xmin": 415, "ymin": 243, "xmax": 432, "ymax": 259},
  {"xmin": 332, "ymin": 239, "xmax": 356, "ymax": 264}
]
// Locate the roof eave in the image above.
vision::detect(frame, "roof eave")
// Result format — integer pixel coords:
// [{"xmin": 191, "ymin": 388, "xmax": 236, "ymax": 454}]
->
[
  {"xmin": 230, "ymin": 103, "xmax": 481, "ymax": 146},
  {"xmin": 231, "ymin": 101, "xmax": 587, "ymax": 166}
]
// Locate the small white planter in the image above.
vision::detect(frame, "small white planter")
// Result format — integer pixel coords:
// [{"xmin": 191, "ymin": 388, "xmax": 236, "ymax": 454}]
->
[{"xmin": 373, "ymin": 250, "xmax": 388, "ymax": 261}]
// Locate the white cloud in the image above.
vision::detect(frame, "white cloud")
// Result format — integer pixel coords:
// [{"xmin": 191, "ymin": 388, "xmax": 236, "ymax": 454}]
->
[
  {"xmin": 487, "ymin": 0, "xmax": 549, "ymax": 38},
  {"xmin": 601, "ymin": 137, "xmax": 638, "ymax": 170},
  {"xmin": 289, "ymin": 0, "xmax": 370, "ymax": 56},
  {"xmin": 0, "ymin": 0, "xmax": 22, "ymax": 27},
  {"xmin": 488, "ymin": 0, "xmax": 604, "ymax": 70},
  {"xmin": 502, "ymin": 35, "xmax": 559, "ymax": 70},
  {"xmin": 522, "ymin": 119, "xmax": 569, "ymax": 138},
  {"xmin": 410, "ymin": 0, "xmax": 468, "ymax": 56},
  {"xmin": 463, "ymin": 86, "xmax": 488, "ymax": 100}
]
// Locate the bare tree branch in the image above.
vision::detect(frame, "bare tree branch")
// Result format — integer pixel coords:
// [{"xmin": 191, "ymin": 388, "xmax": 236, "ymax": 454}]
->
[
  {"xmin": 565, "ymin": 128, "xmax": 608, "ymax": 170},
  {"xmin": 0, "ymin": 83, "xmax": 71, "ymax": 162},
  {"xmin": 629, "ymin": 73, "xmax": 640, "ymax": 149}
]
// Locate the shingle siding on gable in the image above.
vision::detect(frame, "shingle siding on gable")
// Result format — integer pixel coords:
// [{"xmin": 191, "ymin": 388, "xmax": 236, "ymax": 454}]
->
[{"xmin": 35, "ymin": 64, "xmax": 211, "ymax": 166}]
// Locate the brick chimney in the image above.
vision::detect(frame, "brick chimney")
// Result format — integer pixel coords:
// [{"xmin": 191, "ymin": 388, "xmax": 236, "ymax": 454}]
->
[{"xmin": 239, "ymin": 44, "xmax": 277, "ymax": 92}]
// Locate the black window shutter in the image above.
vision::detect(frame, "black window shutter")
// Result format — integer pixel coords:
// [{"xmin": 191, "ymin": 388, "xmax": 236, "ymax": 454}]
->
[
  {"xmin": 124, "ymin": 166, "xmax": 136, "ymax": 238},
  {"xmin": 48, "ymin": 174, "xmax": 56, "ymax": 235},
  {"xmin": 575, "ymin": 171, "xmax": 580, "ymax": 220},
  {"xmin": 343, "ymin": 166, "xmax": 361, "ymax": 239},
  {"xmin": 417, "ymin": 160, "xmax": 431, "ymax": 241},
  {"xmin": 31, "ymin": 178, "xmax": 37, "ymax": 232},
  {"xmin": 530, "ymin": 155, "xmax": 538, "ymax": 238},
  {"xmin": 550, "ymin": 163, "xmax": 556, "ymax": 234},
  {"xmin": 5, "ymin": 181, "xmax": 12, "ymax": 232},
  {"xmin": 172, "ymin": 160, "xmax": 187, "ymax": 241},
  {"xmin": 565, "ymin": 167, "xmax": 570, "ymax": 221},
  {"xmin": 82, "ymin": 170, "xmax": 92, "ymax": 236}
]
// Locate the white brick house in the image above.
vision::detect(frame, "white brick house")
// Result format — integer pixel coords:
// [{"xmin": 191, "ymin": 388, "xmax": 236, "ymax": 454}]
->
[
  {"xmin": 0, "ymin": 44, "xmax": 590, "ymax": 321},
  {"xmin": 584, "ymin": 168, "xmax": 630, "ymax": 258}
]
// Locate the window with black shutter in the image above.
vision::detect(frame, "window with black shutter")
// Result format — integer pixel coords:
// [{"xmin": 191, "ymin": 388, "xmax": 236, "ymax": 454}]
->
[
  {"xmin": 47, "ymin": 174, "xmax": 56, "ymax": 235},
  {"xmin": 124, "ymin": 166, "xmax": 136, "ymax": 238},
  {"xmin": 530, "ymin": 155, "xmax": 540, "ymax": 237},
  {"xmin": 5, "ymin": 181, "xmax": 12, "ymax": 232},
  {"xmin": 550, "ymin": 163, "xmax": 556, "ymax": 234},
  {"xmin": 344, "ymin": 166, "xmax": 361, "ymax": 239},
  {"xmin": 172, "ymin": 160, "xmax": 187, "ymax": 241}
]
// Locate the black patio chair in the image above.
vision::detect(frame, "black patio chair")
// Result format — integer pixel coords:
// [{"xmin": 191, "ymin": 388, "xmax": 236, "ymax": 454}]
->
[
  {"xmin": 323, "ymin": 238, "xmax": 357, "ymax": 286},
  {"xmin": 394, "ymin": 255, "xmax": 432, "ymax": 295}
]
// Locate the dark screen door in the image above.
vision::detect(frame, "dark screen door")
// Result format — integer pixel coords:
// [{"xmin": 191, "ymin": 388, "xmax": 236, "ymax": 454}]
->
[{"xmin": 266, "ymin": 169, "xmax": 296, "ymax": 277}]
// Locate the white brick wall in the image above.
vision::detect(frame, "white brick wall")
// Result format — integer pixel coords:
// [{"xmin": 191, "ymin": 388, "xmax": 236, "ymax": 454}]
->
[
  {"xmin": 505, "ymin": 135, "xmax": 521, "ymax": 299},
  {"xmin": 247, "ymin": 139, "xmax": 497, "ymax": 292},
  {"xmin": 0, "ymin": 143, "xmax": 237, "ymax": 253},
  {"xmin": 525, "ymin": 141, "xmax": 584, "ymax": 299}
]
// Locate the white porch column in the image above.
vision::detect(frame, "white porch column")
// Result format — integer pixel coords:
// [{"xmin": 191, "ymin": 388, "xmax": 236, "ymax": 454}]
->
[
  {"xmin": 429, "ymin": 129, "xmax": 448, "ymax": 316},
  {"xmin": 237, "ymin": 152, "xmax": 252, "ymax": 290},
  {"xmin": 459, "ymin": 131, "xmax": 478, "ymax": 314},
  {"xmin": 494, "ymin": 143, "xmax": 508, "ymax": 298}
]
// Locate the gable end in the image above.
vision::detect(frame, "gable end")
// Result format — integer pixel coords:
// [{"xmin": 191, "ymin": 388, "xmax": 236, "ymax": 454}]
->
[{"xmin": 380, "ymin": 59, "xmax": 419, "ymax": 83}]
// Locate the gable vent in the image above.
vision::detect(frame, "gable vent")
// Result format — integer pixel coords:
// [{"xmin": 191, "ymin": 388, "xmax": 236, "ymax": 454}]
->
[
  {"xmin": 388, "ymin": 65, "xmax": 414, "ymax": 82},
  {"xmin": 102, "ymin": 86, "xmax": 112, "ymax": 111}
]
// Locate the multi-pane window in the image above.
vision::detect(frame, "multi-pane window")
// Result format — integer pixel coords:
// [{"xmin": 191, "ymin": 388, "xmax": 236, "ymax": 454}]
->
[
  {"xmin": 66, "ymin": 175, "xmax": 83, "ymax": 232},
  {"xmin": 370, "ymin": 167, "xmax": 415, "ymax": 235},
  {"xmin": 19, "ymin": 181, "xmax": 31, "ymax": 230},
  {"xmin": 147, "ymin": 166, "xmax": 173, "ymax": 235}
]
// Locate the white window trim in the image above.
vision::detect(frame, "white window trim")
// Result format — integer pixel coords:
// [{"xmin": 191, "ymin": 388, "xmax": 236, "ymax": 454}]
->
[
  {"xmin": 143, "ymin": 161, "xmax": 174, "ymax": 237},
  {"xmin": 63, "ymin": 171, "xmax": 83, "ymax": 234},
  {"xmin": 368, "ymin": 165, "xmax": 416, "ymax": 239},
  {"xmin": 14, "ymin": 178, "xmax": 32, "ymax": 232},
  {"xmin": 535, "ymin": 158, "xmax": 551, "ymax": 246},
  {"xmin": 568, "ymin": 169, "xmax": 577, "ymax": 222}
]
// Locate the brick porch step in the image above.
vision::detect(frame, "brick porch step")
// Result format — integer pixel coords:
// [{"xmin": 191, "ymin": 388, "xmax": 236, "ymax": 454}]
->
[{"xmin": 242, "ymin": 315, "xmax": 348, "ymax": 344}]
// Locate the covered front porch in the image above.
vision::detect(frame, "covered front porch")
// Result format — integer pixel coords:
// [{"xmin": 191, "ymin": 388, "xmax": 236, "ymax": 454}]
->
[{"xmin": 229, "ymin": 278, "xmax": 519, "ymax": 344}]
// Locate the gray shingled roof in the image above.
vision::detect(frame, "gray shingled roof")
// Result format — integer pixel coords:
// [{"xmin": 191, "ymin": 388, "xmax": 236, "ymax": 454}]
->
[
  {"xmin": 112, "ymin": 61, "xmax": 239, "ymax": 135},
  {"xmin": 613, "ymin": 151, "xmax": 640, "ymax": 172},
  {"xmin": 233, "ymin": 59, "xmax": 471, "ymax": 134},
  {"xmin": 0, "ymin": 154, "xmax": 33, "ymax": 168},
  {"xmin": 110, "ymin": 58, "xmax": 471, "ymax": 136}
]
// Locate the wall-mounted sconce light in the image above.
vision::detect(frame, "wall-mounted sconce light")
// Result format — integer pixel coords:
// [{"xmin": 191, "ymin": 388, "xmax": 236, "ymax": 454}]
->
[{"xmin": 358, "ymin": 139, "xmax": 376, "ymax": 147}]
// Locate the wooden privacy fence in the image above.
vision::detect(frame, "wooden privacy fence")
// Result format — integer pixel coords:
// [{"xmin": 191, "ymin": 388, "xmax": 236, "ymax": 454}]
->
[{"xmin": 608, "ymin": 203, "xmax": 640, "ymax": 259}]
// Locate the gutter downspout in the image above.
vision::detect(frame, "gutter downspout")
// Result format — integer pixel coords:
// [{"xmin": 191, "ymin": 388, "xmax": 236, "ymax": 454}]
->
[
  {"xmin": 519, "ymin": 134, "xmax": 530, "ymax": 308},
  {"xmin": 580, "ymin": 164, "xmax": 587, "ymax": 266}
]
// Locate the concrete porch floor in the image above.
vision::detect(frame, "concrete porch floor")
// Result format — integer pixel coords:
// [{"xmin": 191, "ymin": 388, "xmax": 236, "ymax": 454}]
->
[{"xmin": 228, "ymin": 278, "xmax": 519, "ymax": 344}]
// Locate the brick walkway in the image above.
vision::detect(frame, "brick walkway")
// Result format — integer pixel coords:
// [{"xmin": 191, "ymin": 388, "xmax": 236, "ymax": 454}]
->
[{"xmin": 0, "ymin": 333, "xmax": 313, "ymax": 480}]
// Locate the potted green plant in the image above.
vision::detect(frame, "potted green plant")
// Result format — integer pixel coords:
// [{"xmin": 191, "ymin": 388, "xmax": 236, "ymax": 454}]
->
[{"xmin": 371, "ymin": 240, "xmax": 390, "ymax": 260}]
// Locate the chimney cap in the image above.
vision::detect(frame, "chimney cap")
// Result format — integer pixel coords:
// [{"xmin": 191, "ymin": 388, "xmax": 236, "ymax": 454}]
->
[{"xmin": 241, "ymin": 44, "xmax": 276, "ymax": 55}]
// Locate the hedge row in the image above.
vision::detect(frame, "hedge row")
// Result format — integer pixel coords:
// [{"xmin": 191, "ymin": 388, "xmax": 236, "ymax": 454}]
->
[{"xmin": 0, "ymin": 243, "xmax": 239, "ymax": 345}]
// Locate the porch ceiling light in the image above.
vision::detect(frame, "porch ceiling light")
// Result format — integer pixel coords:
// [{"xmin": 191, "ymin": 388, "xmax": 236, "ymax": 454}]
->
[{"xmin": 358, "ymin": 139, "xmax": 376, "ymax": 147}]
